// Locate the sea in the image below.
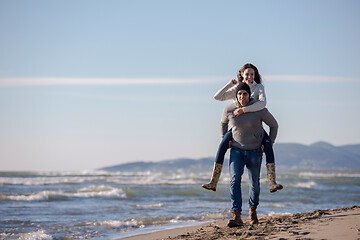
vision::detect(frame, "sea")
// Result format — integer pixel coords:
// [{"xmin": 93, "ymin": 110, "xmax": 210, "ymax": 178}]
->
[{"xmin": 1, "ymin": 166, "xmax": 360, "ymax": 240}]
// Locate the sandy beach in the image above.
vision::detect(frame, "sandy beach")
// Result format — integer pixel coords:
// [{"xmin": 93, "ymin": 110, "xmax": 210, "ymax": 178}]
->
[{"xmin": 121, "ymin": 205, "xmax": 360, "ymax": 240}]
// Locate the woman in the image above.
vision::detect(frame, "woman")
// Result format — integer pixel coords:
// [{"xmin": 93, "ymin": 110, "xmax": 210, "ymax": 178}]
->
[
  {"xmin": 202, "ymin": 63, "xmax": 282, "ymax": 193},
  {"xmin": 222, "ymin": 82, "xmax": 278, "ymax": 227}
]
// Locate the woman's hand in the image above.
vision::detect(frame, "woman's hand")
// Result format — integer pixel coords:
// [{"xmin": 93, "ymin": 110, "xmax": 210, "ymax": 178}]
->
[
  {"xmin": 233, "ymin": 108, "xmax": 244, "ymax": 117},
  {"xmin": 231, "ymin": 79, "xmax": 238, "ymax": 85}
]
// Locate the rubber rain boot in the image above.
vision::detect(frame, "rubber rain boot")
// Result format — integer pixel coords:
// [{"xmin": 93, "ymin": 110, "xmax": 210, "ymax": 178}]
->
[
  {"xmin": 202, "ymin": 163, "xmax": 223, "ymax": 191},
  {"xmin": 266, "ymin": 163, "xmax": 283, "ymax": 193}
]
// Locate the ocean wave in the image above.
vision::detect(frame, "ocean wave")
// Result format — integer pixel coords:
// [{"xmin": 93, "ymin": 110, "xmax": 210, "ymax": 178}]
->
[
  {"xmin": 135, "ymin": 203, "xmax": 164, "ymax": 209},
  {"xmin": 0, "ymin": 170, "xmax": 169, "ymax": 178},
  {"xmin": 89, "ymin": 215, "xmax": 198, "ymax": 232},
  {"xmin": 267, "ymin": 211, "xmax": 292, "ymax": 217},
  {"xmin": 293, "ymin": 181, "xmax": 317, "ymax": 189},
  {"xmin": 0, "ymin": 172, "xmax": 201, "ymax": 186},
  {"xmin": 0, "ymin": 170, "xmax": 112, "ymax": 179},
  {"xmin": 75, "ymin": 185, "xmax": 126, "ymax": 198},
  {"xmin": 105, "ymin": 173, "xmax": 200, "ymax": 185},
  {"xmin": 8, "ymin": 230, "xmax": 52, "ymax": 240},
  {"xmin": 1, "ymin": 185, "xmax": 126, "ymax": 201},
  {"xmin": 0, "ymin": 176, "xmax": 105, "ymax": 185},
  {"xmin": 91, "ymin": 219, "xmax": 145, "ymax": 230},
  {"xmin": 0, "ymin": 170, "xmax": 155, "ymax": 185},
  {"xmin": 298, "ymin": 172, "xmax": 360, "ymax": 178},
  {"xmin": 199, "ymin": 211, "xmax": 229, "ymax": 221},
  {"xmin": 267, "ymin": 203, "xmax": 288, "ymax": 208}
]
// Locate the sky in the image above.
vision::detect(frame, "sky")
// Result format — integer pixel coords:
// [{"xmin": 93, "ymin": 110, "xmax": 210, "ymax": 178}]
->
[{"xmin": 0, "ymin": 0, "xmax": 360, "ymax": 171}]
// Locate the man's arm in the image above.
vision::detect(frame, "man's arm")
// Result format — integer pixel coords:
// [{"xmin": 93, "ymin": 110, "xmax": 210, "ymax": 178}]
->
[
  {"xmin": 220, "ymin": 107, "xmax": 230, "ymax": 138},
  {"xmin": 262, "ymin": 109, "xmax": 278, "ymax": 143}
]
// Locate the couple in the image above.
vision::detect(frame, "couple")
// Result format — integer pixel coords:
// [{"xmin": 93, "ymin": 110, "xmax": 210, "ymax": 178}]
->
[{"xmin": 202, "ymin": 63, "xmax": 281, "ymax": 227}]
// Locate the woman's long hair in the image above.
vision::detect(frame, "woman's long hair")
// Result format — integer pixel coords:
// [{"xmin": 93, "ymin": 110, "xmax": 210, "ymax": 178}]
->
[{"xmin": 237, "ymin": 63, "xmax": 262, "ymax": 84}]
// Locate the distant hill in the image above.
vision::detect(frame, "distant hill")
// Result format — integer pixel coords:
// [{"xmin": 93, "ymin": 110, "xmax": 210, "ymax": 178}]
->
[
  {"xmin": 100, "ymin": 157, "xmax": 214, "ymax": 172},
  {"xmin": 99, "ymin": 142, "xmax": 360, "ymax": 172},
  {"xmin": 274, "ymin": 142, "xmax": 360, "ymax": 169}
]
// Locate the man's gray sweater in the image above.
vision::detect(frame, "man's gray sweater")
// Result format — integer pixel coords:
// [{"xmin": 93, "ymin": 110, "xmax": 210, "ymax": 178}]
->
[{"xmin": 221, "ymin": 102, "xmax": 278, "ymax": 150}]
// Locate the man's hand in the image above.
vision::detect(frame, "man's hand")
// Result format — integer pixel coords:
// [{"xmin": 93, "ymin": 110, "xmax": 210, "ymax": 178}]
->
[
  {"xmin": 229, "ymin": 140, "xmax": 232, "ymax": 148},
  {"xmin": 233, "ymin": 108, "xmax": 244, "ymax": 117},
  {"xmin": 261, "ymin": 145, "xmax": 264, "ymax": 152},
  {"xmin": 231, "ymin": 79, "xmax": 238, "ymax": 84}
]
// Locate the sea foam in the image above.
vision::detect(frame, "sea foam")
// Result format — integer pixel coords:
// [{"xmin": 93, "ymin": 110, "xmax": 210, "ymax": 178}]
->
[
  {"xmin": 2, "ymin": 185, "xmax": 126, "ymax": 201},
  {"xmin": 299, "ymin": 172, "xmax": 360, "ymax": 178},
  {"xmin": 294, "ymin": 181, "xmax": 317, "ymax": 189},
  {"xmin": 16, "ymin": 230, "xmax": 52, "ymax": 240}
]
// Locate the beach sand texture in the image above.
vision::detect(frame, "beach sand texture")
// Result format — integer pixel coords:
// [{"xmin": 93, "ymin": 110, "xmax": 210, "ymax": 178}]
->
[{"xmin": 121, "ymin": 206, "xmax": 360, "ymax": 240}]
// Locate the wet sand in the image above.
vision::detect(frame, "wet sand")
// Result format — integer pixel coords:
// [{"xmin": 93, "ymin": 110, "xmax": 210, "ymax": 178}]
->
[{"xmin": 121, "ymin": 205, "xmax": 360, "ymax": 240}]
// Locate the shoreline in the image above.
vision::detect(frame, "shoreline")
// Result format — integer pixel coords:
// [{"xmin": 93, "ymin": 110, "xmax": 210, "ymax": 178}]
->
[{"xmin": 119, "ymin": 205, "xmax": 360, "ymax": 240}]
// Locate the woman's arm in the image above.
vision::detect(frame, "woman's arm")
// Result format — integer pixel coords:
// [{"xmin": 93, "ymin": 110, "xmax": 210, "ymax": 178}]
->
[
  {"xmin": 242, "ymin": 84, "xmax": 266, "ymax": 113},
  {"xmin": 214, "ymin": 80, "xmax": 238, "ymax": 101}
]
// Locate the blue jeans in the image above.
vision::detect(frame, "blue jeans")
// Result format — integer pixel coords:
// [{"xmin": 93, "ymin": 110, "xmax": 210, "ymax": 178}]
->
[
  {"xmin": 229, "ymin": 147, "xmax": 263, "ymax": 211},
  {"xmin": 215, "ymin": 129, "xmax": 274, "ymax": 164}
]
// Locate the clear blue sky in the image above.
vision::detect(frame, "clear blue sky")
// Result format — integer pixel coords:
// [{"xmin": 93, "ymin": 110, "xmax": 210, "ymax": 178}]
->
[{"xmin": 1, "ymin": 0, "xmax": 359, "ymax": 171}]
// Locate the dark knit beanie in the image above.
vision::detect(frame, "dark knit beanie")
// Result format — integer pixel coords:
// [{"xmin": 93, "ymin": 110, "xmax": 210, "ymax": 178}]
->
[{"xmin": 236, "ymin": 82, "xmax": 251, "ymax": 96}]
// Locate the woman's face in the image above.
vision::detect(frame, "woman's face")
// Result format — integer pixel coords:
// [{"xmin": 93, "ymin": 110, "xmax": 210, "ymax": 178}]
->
[
  {"xmin": 237, "ymin": 90, "xmax": 250, "ymax": 107},
  {"xmin": 241, "ymin": 68, "xmax": 255, "ymax": 85}
]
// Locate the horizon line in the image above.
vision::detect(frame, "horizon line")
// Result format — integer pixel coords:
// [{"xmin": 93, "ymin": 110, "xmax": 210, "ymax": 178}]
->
[{"xmin": 0, "ymin": 75, "xmax": 359, "ymax": 86}]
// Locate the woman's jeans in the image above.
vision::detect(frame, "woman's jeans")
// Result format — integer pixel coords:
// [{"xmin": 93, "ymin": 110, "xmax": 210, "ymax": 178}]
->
[
  {"xmin": 215, "ymin": 129, "xmax": 274, "ymax": 164},
  {"xmin": 229, "ymin": 147, "xmax": 263, "ymax": 211}
]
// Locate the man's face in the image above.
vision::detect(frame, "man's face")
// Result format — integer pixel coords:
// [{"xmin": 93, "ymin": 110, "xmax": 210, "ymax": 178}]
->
[{"xmin": 237, "ymin": 90, "xmax": 250, "ymax": 107}]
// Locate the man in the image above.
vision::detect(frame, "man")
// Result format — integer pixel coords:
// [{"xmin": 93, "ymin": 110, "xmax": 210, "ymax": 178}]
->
[{"xmin": 221, "ymin": 82, "xmax": 278, "ymax": 227}]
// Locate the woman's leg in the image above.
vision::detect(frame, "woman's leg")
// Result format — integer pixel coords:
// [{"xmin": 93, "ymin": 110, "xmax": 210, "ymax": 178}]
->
[
  {"xmin": 261, "ymin": 131, "xmax": 274, "ymax": 164},
  {"xmin": 215, "ymin": 129, "xmax": 232, "ymax": 164},
  {"xmin": 262, "ymin": 130, "xmax": 283, "ymax": 193},
  {"xmin": 202, "ymin": 129, "xmax": 232, "ymax": 191}
]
